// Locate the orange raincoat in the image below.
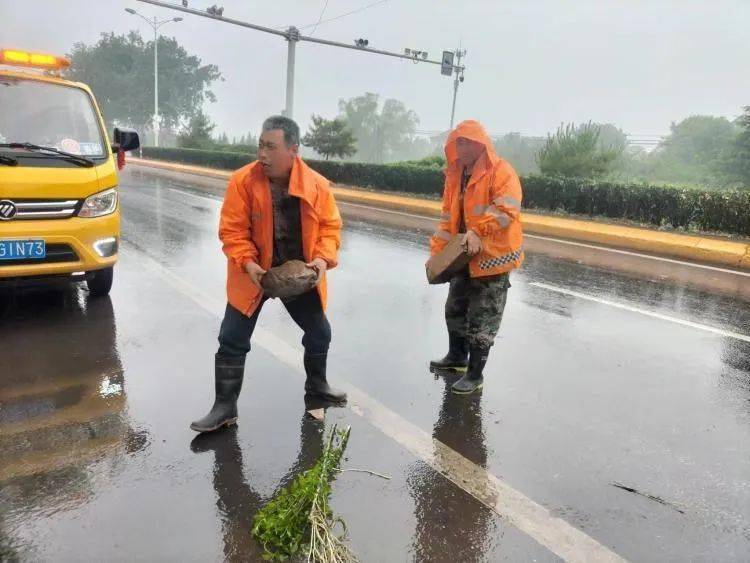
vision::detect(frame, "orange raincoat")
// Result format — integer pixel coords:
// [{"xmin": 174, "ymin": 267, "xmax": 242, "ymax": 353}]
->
[
  {"xmin": 430, "ymin": 120, "xmax": 524, "ymax": 277},
  {"xmin": 219, "ymin": 157, "xmax": 342, "ymax": 316}
]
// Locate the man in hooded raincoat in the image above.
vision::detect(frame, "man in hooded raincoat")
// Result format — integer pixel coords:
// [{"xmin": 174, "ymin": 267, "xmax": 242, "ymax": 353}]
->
[
  {"xmin": 191, "ymin": 116, "xmax": 346, "ymax": 433},
  {"xmin": 429, "ymin": 120, "xmax": 524, "ymax": 394}
]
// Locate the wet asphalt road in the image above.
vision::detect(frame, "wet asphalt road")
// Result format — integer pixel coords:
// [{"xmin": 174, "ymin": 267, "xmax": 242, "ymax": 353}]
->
[{"xmin": 1, "ymin": 166, "xmax": 749, "ymax": 562}]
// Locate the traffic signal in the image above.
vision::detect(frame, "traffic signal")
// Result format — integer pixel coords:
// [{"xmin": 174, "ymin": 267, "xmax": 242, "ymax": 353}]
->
[{"xmin": 441, "ymin": 50, "xmax": 454, "ymax": 76}]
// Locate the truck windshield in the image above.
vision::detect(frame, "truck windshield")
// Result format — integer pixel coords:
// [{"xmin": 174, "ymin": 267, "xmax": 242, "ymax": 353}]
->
[{"xmin": 0, "ymin": 76, "xmax": 106, "ymax": 158}]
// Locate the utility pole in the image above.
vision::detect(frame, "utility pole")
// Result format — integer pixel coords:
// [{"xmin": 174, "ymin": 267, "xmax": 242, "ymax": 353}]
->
[
  {"xmin": 284, "ymin": 27, "xmax": 299, "ymax": 118},
  {"xmin": 449, "ymin": 49, "xmax": 466, "ymax": 130},
  {"xmin": 125, "ymin": 8, "xmax": 183, "ymax": 147},
  {"xmin": 153, "ymin": 20, "xmax": 159, "ymax": 144},
  {"xmin": 135, "ymin": 0, "xmax": 465, "ymax": 120}
]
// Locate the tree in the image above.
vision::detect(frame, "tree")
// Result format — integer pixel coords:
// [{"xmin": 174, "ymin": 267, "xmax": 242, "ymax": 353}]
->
[
  {"xmin": 66, "ymin": 31, "xmax": 221, "ymax": 139},
  {"xmin": 721, "ymin": 107, "xmax": 750, "ymax": 187},
  {"xmin": 593, "ymin": 123, "xmax": 646, "ymax": 180},
  {"xmin": 237, "ymin": 132, "xmax": 259, "ymax": 148},
  {"xmin": 493, "ymin": 133, "xmax": 546, "ymax": 175},
  {"xmin": 177, "ymin": 110, "xmax": 215, "ymax": 148},
  {"xmin": 377, "ymin": 98, "xmax": 421, "ymax": 162},
  {"xmin": 338, "ymin": 92, "xmax": 379, "ymax": 161},
  {"xmin": 302, "ymin": 115, "xmax": 357, "ymax": 160},
  {"xmin": 338, "ymin": 93, "xmax": 420, "ymax": 163},
  {"xmin": 536, "ymin": 122, "xmax": 624, "ymax": 178},
  {"xmin": 595, "ymin": 123, "xmax": 629, "ymax": 149},
  {"xmin": 648, "ymin": 115, "xmax": 736, "ymax": 184}
]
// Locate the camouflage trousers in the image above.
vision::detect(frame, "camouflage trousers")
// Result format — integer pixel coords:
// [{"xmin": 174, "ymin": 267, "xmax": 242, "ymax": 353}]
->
[{"xmin": 445, "ymin": 271, "xmax": 511, "ymax": 349}]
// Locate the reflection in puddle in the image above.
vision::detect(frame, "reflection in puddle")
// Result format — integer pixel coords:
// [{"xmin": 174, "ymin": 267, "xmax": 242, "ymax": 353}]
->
[
  {"xmin": 189, "ymin": 395, "xmax": 344, "ymax": 561},
  {"xmin": 408, "ymin": 373, "xmax": 496, "ymax": 562},
  {"xmin": 0, "ymin": 286, "xmax": 148, "ymax": 558}
]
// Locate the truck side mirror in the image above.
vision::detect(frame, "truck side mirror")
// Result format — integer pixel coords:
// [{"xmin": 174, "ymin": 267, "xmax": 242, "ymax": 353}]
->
[{"xmin": 113, "ymin": 127, "xmax": 140, "ymax": 153}]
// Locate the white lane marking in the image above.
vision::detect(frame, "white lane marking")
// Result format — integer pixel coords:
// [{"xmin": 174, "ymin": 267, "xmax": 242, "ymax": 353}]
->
[
  {"xmin": 131, "ymin": 170, "xmax": 749, "ymax": 278},
  {"xmin": 525, "ymin": 234, "xmax": 750, "ymax": 278},
  {"xmin": 531, "ymin": 282, "xmax": 750, "ymax": 343},
  {"xmin": 167, "ymin": 187, "xmax": 222, "ymax": 206},
  {"xmin": 338, "ymin": 200, "xmax": 441, "ymax": 221},
  {"xmin": 126, "ymin": 246, "xmax": 627, "ymax": 563},
  {"xmin": 338, "ymin": 202, "xmax": 749, "ymax": 278}
]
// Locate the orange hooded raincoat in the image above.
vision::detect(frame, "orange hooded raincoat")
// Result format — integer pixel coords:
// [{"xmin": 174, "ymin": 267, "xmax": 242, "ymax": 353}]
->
[
  {"xmin": 430, "ymin": 120, "xmax": 524, "ymax": 277},
  {"xmin": 219, "ymin": 157, "xmax": 342, "ymax": 317}
]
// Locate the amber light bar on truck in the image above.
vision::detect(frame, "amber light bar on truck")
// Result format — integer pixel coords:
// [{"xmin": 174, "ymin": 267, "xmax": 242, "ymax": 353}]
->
[{"xmin": 0, "ymin": 49, "xmax": 70, "ymax": 70}]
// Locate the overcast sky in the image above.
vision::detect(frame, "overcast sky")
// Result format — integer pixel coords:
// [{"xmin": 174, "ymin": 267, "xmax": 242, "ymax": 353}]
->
[{"xmin": 2, "ymin": 0, "xmax": 748, "ymax": 140}]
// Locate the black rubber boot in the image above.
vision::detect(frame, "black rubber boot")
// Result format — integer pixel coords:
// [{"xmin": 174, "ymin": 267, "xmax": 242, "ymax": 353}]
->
[
  {"xmin": 190, "ymin": 355, "xmax": 245, "ymax": 433},
  {"xmin": 304, "ymin": 353, "xmax": 347, "ymax": 404},
  {"xmin": 430, "ymin": 332, "xmax": 469, "ymax": 372},
  {"xmin": 451, "ymin": 345, "xmax": 489, "ymax": 394}
]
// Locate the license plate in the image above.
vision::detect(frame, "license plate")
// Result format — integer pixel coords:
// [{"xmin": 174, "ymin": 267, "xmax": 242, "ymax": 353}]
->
[{"xmin": 0, "ymin": 240, "xmax": 46, "ymax": 260}]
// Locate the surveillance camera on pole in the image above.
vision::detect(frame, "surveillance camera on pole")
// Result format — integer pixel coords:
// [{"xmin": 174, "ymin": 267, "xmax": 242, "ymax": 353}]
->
[{"xmin": 405, "ymin": 47, "xmax": 426, "ymax": 61}]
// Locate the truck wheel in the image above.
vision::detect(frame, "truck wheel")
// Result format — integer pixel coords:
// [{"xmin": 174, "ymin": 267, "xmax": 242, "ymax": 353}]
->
[{"xmin": 88, "ymin": 267, "xmax": 113, "ymax": 297}]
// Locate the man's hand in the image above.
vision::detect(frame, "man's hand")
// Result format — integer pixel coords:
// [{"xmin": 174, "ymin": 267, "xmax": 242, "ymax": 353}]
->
[
  {"xmin": 244, "ymin": 261, "xmax": 267, "ymax": 287},
  {"xmin": 306, "ymin": 257, "xmax": 328, "ymax": 284},
  {"xmin": 463, "ymin": 230, "xmax": 483, "ymax": 257}
]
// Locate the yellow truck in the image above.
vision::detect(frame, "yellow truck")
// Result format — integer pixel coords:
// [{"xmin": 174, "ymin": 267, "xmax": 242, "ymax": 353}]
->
[{"xmin": 0, "ymin": 48, "xmax": 139, "ymax": 296}]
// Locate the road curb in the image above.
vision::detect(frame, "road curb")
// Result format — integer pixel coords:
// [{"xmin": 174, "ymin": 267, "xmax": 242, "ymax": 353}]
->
[{"xmin": 129, "ymin": 157, "xmax": 750, "ymax": 271}]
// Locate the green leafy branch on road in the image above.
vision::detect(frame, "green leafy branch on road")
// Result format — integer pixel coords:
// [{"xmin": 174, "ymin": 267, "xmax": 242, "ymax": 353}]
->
[{"xmin": 252, "ymin": 424, "xmax": 356, "ymax": 562}]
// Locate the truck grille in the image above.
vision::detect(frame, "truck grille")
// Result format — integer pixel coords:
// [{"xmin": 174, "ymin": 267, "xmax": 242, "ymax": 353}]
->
[
  {"xmin": 6, "ymin": 199, "xmax": 81, "ymax": 220},
  {"xmin": 0, "ymin": 243, "xmax": 79, "ymax": 266}
]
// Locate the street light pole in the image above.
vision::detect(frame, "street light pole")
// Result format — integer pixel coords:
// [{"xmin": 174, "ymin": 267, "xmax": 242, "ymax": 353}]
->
[
  {"xmin": 153, "ymin": 18, "xmax": 159, "ymax": 146},
  {"xmin": 124, "ymin": 8, "xmax": 182, "ymax": 147},
  {"xmin": 284, "ymin": 27, "xmax": 299, "ymax": 118}
]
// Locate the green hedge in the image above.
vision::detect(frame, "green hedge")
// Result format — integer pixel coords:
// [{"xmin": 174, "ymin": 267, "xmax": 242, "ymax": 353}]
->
[
  {"xmin": 140, "ymin": 147, "xmax": 749, "ymax": 236},
  {"xmin": 521, "ymin": 176, "xmax": 750, "ymax": 235},
  {"xmin": 141, "ymin": 146, "xmax": 256, "ymax": 170},
  {"xmin": 140, "ymin": 146, "xmax": 441, "ymax": 196},
  {"xmin": 306, "ymin": 160, "xmax": 444, "ymax": 197}
]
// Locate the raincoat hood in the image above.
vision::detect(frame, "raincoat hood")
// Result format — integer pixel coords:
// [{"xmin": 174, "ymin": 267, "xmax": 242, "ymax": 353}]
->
[
  {"xmin": 432, "ymin": 119, "xmax": 525, "ymax": 279},
  {"xmin": 444, "ymin": 120, "xmax": 499, "ymax": 172}
]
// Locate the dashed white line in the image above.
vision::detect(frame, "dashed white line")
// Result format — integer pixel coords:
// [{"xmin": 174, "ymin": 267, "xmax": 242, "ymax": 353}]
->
[
  {"xmin": 344, "ymin": 203, "xmax": 749, "ymax": 278},
  {"xmin": 531, "ymin": 282, "xmax": 750, "ymax": 343},
  {"xmin": 336, "ymin": 202, "xmax": 749, "ymax": 278},
  {"xmin": 338, "ymin": 200, "xmax": 441, "ymax": 221},
  {"xmin": 127, "ymin": 246, "xmax": 627, "ymax": 563},
  {"xmin": 524, "ymin": 234, "xmax": 750, "ymax": 277}
]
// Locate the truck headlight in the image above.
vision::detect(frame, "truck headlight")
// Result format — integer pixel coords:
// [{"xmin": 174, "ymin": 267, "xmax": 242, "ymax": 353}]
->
[{"xmin": 79, "ymin": 188, "xmax": 118, "ymax": 218}]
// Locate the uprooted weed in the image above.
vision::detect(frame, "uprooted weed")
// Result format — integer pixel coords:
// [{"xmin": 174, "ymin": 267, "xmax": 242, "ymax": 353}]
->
[{"xmin": 252, "ymin": 424, "xmax": 356, "ymax": 562}]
